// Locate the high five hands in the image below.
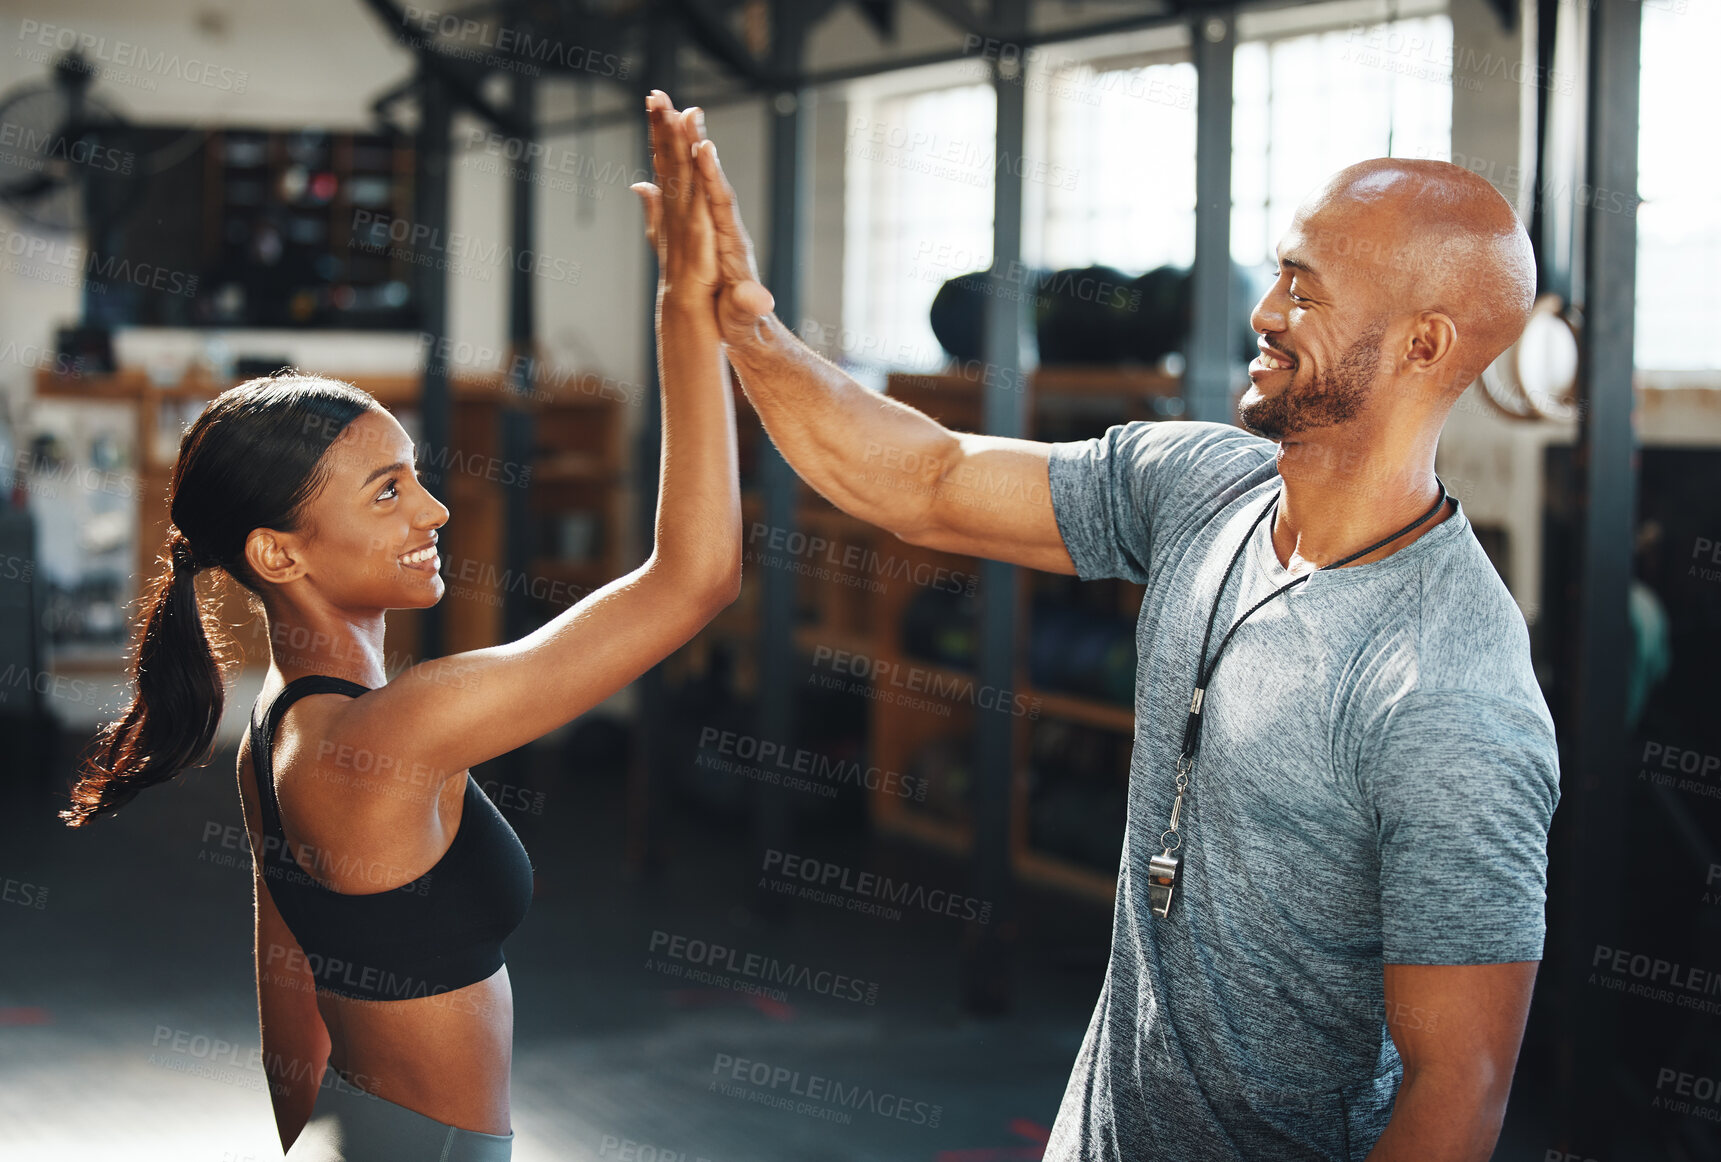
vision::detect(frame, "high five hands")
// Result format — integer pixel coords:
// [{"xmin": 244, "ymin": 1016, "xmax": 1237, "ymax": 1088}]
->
[{"xmin": 630, "ymin": 90, "xmax": 777, "ymax": 349}]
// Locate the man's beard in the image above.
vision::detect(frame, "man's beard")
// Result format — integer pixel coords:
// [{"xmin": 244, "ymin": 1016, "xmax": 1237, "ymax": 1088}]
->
[{"xmin": 1239, "ymin": 320, "xmax": 1387, "ymax": 440}]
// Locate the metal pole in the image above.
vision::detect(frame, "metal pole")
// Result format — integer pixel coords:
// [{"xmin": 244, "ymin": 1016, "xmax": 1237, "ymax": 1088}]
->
[
  {"xmin": 965, "ymin": 0, "xmax": 1030, "ymax": 1017},
  {"xmin": 414, "ymin": 66, "xmax": 453, "ymax": 662},
  {"xmin": 504, "ymin": 59, "xmax": 537, "ymax": 646},
  {"xmin": 626, "ymin": 16, "xmax": 679, "ymax": 879},
  {"xmin": 1187, "ymin": 12, "xmax": 1236, "ymax": 424},
  {"xmin": 752, "ymin": 0, "xmax": 812, "ymax": 907},
  {"xmin": 496, "ymin": 31, "xmax": 538, "ymax": 791},
  {"xmin": 1556, "ymin": 0, "xmax": 1639, "ymax": 1151}
]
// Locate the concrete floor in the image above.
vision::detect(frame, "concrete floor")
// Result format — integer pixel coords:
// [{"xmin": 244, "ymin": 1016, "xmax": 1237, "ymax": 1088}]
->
[
  {"xmin": 0, "ymin": 709, "xmax": 1647, "ymax": 1162},
  {"xmin": 0, "ymin": 718, "xmax": 1106, "ymax": 1162}
]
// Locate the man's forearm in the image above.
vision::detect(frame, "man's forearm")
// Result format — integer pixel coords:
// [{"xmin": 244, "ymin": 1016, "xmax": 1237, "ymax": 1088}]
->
[
  {"xmin": 1364, "ymin": 1069, "xmax": 1508, "ymax": 1161},
  {"xmin": 726, "ymin": 313, "xmax": 957, "ymax": 540}
]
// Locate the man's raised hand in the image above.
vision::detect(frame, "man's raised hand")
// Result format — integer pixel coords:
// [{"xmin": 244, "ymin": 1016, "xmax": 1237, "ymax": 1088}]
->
[
  {"xmin": 630, "ymin": 90, "xmax": 717, "ymax": 302},
  {"xmin": 687, "ymin": 122, "xmax": 777, "ymax": 349}
]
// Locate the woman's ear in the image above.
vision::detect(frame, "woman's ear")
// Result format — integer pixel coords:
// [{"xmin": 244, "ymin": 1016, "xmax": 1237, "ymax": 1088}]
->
[{"xmin": 245, "ymin": 527, "xmax": 305, "ymax": 586}]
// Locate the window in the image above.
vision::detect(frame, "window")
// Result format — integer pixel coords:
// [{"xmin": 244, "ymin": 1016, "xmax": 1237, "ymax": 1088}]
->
[
  {"xmin": 1636, "ymin": 0, "xmax": 1720, "ymax": 372},
  {"xmin": 839, "ymin": 14, "xmax": 1454, "ymax": 373},
  {"xmin": 1033, "ymin": 60, "xmax": 1199, "ymax": 273},
  {"xmin": 1230, "ymin": 16, "xmax": 1453, "ymax": 270},
  {"xmin": 841, "ymin": 82, "xmax": 996, "ymax": 377}
]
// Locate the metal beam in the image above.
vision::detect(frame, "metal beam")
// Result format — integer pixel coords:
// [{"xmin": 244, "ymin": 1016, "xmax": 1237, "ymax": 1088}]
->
[
  {"xmin": 626, "ymin": 14, "xmax": 680, "ymax": 880},
  {"xmin": 911, "ymin": 0, "xmax": 996, "ymax": 39},
  {"xmin": 1554, "ymin": 0, "xmax": 1640, "ymax": 1153},
  {"xmin": 752, "ymin": 0, "xmax": 814, "ymax": 913},
  {"xmin": 491, "ymin": 41, "xmax": 539, "ymax": 818},
  {"xmin": 534, "ymin": 0, "xmax": 1318, "ymax": 137},
  {"xmin": 356, "ymin": 0, "xmax": 529, "ymax": 136},
  {"xmin": 503, "ymin": 55, "xmax": 537, "ymax": 647},
  {"xmin": 670, "ymin": 0, "xmax": 779, "ymax": 87},
  {"xmin": 964, "ymin": 0, "xmax": 1030, "ymax": 1018},
  {"xmin": 413, "ymin": 65, "xmax": 454, "ymax": 662},
  {"xmin": 1186, "ymin": 10, "xmax": 1235, "ymax": 424},
  {"xmin": 1530, "ymin": 0, "xmax": 1582, "ymax": 305}
]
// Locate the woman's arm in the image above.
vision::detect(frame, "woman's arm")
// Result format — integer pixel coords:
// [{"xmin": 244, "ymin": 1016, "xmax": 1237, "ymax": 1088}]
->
[
  {"xmin": 254, "ymin": 856, "xmax": 330, "ymax": 1150},
  {"xmin": 313, "ymin": 93, "xmax": 740, "ymax": 782}
]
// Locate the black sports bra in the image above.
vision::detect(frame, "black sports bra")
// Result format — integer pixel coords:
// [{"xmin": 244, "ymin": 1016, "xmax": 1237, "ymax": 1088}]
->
[{"xmin": 248, "ymin": 675, "xmax": 534, "ymax": 1002}]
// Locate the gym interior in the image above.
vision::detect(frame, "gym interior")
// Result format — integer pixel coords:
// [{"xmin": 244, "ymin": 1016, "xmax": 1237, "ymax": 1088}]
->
[{"xmin": 0, "ymin": 0, "xmax": 1714, "ymax": 1158}]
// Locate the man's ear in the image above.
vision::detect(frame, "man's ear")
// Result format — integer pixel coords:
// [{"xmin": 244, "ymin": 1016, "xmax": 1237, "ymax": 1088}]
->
[
  {"xmin": 245, "ymin": 527, "xmax": 306, "ymax": 586},
  {"xmin": 1405, "ymin": 309, "xmax": 1461, "ymax": 388}
]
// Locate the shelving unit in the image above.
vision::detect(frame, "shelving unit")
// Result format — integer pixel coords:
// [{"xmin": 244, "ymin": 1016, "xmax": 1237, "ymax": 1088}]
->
[
  {"xmin": 689, "ymin": 365, "xmax": 1179, "ymax": 904},
  {"xmin": 864, "ymin": 367, "xmax": 1179, "ymax": 903},
  {"xmin": 31, "ymin": 368, "xmax": 627, "ymax": 674}
]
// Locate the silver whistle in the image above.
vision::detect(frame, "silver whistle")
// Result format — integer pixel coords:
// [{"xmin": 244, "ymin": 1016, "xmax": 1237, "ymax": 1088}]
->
[{"xmin": 1148, "ymin": 848, "xmax": 1181, "ymax": 918}]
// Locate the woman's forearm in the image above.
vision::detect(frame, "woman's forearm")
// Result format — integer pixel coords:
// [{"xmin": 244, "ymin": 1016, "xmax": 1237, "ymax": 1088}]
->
[{"xmin": 648, "ymin": 290, "xmax": 741, "ymax": 589}]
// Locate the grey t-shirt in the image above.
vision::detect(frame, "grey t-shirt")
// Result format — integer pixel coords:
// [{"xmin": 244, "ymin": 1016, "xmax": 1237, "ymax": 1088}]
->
[{"xmin": 1040, "ymin": 421, "xmax": 1560, "ymax": 1162}]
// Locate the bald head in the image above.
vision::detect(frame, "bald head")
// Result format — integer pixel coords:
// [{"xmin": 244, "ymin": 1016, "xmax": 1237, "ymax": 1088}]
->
[{"xmin": 1293, "ymin": 158, "xmax": 1536, "ymax": 391}]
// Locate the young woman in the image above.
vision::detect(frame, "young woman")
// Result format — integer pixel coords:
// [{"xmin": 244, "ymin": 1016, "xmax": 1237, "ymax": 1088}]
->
[{"xmin": 60, "ymin": 93, "xmax": 733, "ymax": 1159}]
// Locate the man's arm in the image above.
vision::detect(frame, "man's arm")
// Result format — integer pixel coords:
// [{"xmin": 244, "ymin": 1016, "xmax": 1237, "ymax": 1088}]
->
[
  {"xmin": 1365, "ymin": 960, "xmax": 1538, "ymax": 1161},
  {"xmin": 687, "ymin": 132, "xmax": 1076, "ymax": 576}
]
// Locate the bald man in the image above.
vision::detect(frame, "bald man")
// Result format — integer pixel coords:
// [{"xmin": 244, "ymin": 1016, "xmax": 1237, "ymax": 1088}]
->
[{"xmin": 668, "ymin": 92, "xmax": 1557, "ymax": 1161}]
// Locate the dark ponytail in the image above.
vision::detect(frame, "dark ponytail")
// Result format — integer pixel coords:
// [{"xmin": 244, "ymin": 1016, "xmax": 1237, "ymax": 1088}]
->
[{"xmin": 61, "ymin": 370, "xmax": 379, "ymax": 827}]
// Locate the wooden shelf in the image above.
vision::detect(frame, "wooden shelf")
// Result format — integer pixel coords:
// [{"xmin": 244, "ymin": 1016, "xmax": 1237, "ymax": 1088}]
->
[
  {"xmin": 31, "ymin": 366, "xmax": 629, "ymax": 669},
  {"xmin": 531, "ymin": 455, "xmax": 619, "ymax": 483},
  {"xmin": 1029, "ymin": 688, "xmax": 1136, "ymax": 733},
  {"xmin": 1015, "ymin": 848, "xmax": 1118, "ymax": 903},
  {"xmin": 851, "ymin": 368, "xmax": 1154, "ymax": 901},
  {"xmin": 875, "ymin": 802, "xmax": 972, "ymax": 855},
  {"xmin": 530, "ymin": 557, "xmax": 611, "ymax": 586}
]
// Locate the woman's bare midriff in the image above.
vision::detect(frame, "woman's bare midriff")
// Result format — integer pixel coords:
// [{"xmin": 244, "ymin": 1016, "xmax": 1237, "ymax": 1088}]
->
[
  {"xmin": 238, "ymin": 731, "xmax": 515, "ymax": 1137},
  {"xmin": 318, "ymin": 968, "xmax": 514, "ymax": 1135}
]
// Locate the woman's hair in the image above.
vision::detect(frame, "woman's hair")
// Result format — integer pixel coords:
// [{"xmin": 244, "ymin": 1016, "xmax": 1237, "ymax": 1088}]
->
[{"xmin": 61, "ymin": 369, "xmax": 380, "ymax": 827}]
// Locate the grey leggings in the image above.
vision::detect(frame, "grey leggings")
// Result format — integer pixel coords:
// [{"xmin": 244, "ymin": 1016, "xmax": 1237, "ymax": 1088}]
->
[{"xmin": 285, "ymin": 1070, "xmax": 513, "ymax": 1161}]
